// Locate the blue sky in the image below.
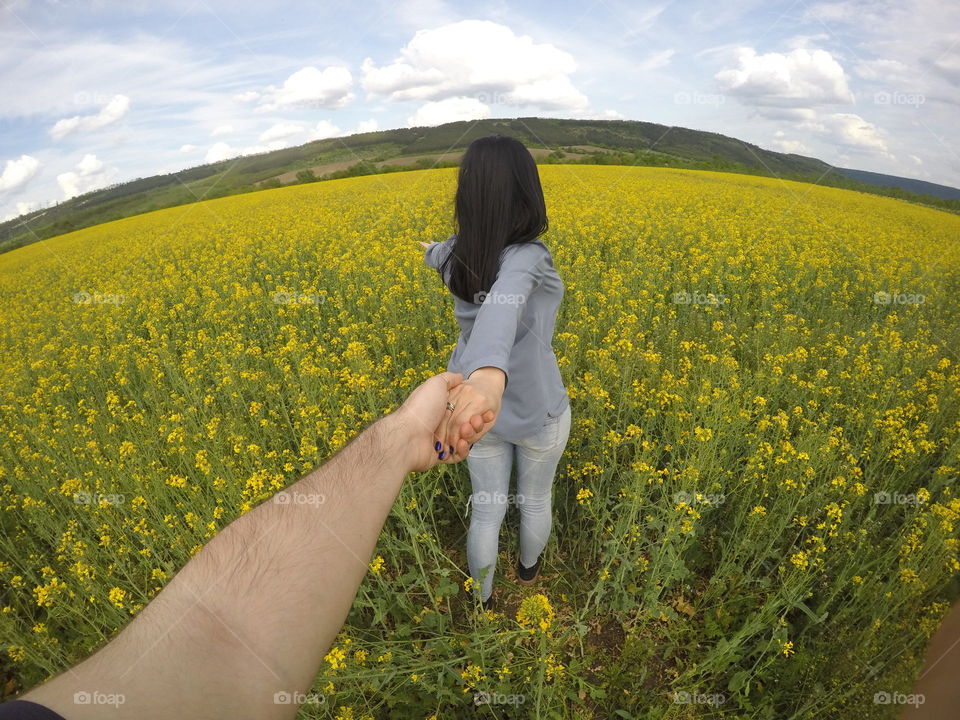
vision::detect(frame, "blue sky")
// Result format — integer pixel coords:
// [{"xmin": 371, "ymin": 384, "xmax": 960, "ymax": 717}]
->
[{"xmin": 2, "ymin": 0, "xmax": 958, "ymax": 220}]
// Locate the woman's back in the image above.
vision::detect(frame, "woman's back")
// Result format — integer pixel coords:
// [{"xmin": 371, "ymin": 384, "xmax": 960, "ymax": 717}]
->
[{"xmin": 424, "ymin": 235, "xmax": 569, "ymax": 441}]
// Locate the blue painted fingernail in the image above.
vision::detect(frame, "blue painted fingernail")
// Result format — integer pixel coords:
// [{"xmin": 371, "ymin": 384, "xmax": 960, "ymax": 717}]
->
[
  {"xmin": 439, "ymin": 451, "xmax": 446, "ymax": 460},
  {"xmin": 448, "ymin": 445, "xmax": 454, "ymax": 455},
  {"xmin": 435, "ymin": 441, "xmax": 442, "ymax": 451}
]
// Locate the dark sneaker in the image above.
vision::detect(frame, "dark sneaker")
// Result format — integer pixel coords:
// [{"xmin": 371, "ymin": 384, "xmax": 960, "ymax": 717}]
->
[
  {"xmin": 482, "ymin": 595, "xmax": 495, "ymax": 612},
  {"xmin": 516, "ymin": 555, "xmax": 542, "ymax": 585}
]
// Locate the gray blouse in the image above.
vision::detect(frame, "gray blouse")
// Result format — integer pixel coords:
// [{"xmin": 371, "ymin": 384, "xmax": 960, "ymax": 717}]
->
[{"xmin": 423, "ymin": 234, "xmax": 570, "ymax": 441}]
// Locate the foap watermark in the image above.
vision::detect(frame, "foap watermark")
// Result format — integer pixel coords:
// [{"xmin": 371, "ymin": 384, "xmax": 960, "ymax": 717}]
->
[
  {"xmin": 673, "ymin": 91, "xmax": 726, "ymax": 107},
  {"xmin": 474, "ymin": 290, "xmax": 526, "ymax": 305},
  {"xmin": 874, "ymin": 691, "xmax": 924, "ymax": 707},
  {"xmin": 272, "ymin": 290, "xmax": 325, "ymax": 306},
  {"xmin": 273, "ymin": 691, "xmax": 324, "ymax": 705},
  {"xmin": 74, "ymin": 691, "xmax": 125, "ymax": 707},
  {"xmin": 672, "ymin": 290, "xmax": 728, "ymax": 306},
  {"xmin": 72, "ymin": 290, "xmax": 125, "ymax": 305},
  {"xmin": 873, "ymin": 291, "xmax": 925, "ymax": 305},
  {"xmin": 673, "ymin": 491, "xmax": 725, "ymax": 506},
  {"xmin": 274, "ymin": 490, "xmax": 326, "ymax": 507},
  {"xmin": 474, "ymin": 692, "xmax": 526, "ymax": 706},
  {"xmin": 472, "ymin": 90, "xmax": 521, "ymax": 106},
  {"xmin": 72, "ymin": 91, "xmax": 118, "ymax": 107},
  {"xmin": 74, "ymin": 491, "xmax": 125, "ymax": 506},
  {"xmin": 873, "ymin": 91, "xmax": 925, "ymax": 107},
  {"xmin": 673, "ymin": 690, "xmax": 726, "ymax": 706},
  {"xmin": 470, "ymin": 491, "xmax": 526, "ymax": 506},
  {"xmin": 874, "ymin": 492, "xmax": 926, "ymax": 506}
]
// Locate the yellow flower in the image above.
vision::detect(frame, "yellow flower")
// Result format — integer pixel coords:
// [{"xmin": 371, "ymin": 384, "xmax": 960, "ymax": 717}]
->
[
  {"xmin": 368, "ymin": 556, "xmax": 385, "ymax": 575},
  {"xmin": 165, "ymin": 474, "xmax": 188, "ymax": 488},
  {"xmin": 694, "ymin": 426, "xmax": 713, "ymax": 442},
  {"xmin": 576, "ymin": 488, "xmax": 593, "ymax": 505},
  {"xmin": 108, "ymin": 587, "xmax": 126, "ymax": 609},
  {"xmin": 900, "ymin": 568, "xmax": 920, "ymax": 583},
  {"xmin": 516, "ymin": 593, "xmax": 555, "ymax": 633},
  {"xmin": 325, "ymin": 645, "xmax": 347, "ymax": 670}
]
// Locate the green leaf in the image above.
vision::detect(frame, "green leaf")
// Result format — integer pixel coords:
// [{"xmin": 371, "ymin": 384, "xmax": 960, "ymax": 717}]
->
[{"xmin": 728, "ymin": 669, "xmax": 751, "ymax": 692}]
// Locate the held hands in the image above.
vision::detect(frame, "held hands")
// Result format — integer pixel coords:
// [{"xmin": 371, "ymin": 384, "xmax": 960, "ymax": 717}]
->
[
  {"xmin": 391, "ymin": 372, "xmax": 497, "ymax": 472},
  {"xmin": 441, "ymin": 367, "xmax": 505, "ymax": 461}
]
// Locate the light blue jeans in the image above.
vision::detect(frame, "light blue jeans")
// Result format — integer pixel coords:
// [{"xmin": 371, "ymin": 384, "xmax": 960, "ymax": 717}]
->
[{"xmin": 465, "ymin": 404, "xmax": 572, "ymax": 601}]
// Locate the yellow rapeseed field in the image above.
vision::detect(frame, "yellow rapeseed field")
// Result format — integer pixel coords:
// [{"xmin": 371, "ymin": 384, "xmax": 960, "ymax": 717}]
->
[{"xmin": 1, "ymin": 165, "xmax": 958, "ymax": 718}]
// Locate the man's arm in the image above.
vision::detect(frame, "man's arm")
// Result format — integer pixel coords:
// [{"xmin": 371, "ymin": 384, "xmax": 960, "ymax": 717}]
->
[{"xmin": 21, "ymin": 372, "xmax": 488, "ymax": 720}]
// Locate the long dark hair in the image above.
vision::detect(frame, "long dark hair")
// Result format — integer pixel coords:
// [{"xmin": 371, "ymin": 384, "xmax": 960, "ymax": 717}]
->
[{"xmin": 439, "ymin": 135, "xmax": 548, "ymax": 303}]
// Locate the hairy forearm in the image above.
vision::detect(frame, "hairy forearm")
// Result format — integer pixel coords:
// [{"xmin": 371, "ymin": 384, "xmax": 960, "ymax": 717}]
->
[{"xmin": 24, "ymin": 413, "xmax": 412, "ymax": 720}]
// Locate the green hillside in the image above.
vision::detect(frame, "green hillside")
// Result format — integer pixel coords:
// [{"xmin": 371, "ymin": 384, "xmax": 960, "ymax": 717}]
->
[{"xmin": 2, "ymin": 117, "xmax": 957, "ymax": 255}]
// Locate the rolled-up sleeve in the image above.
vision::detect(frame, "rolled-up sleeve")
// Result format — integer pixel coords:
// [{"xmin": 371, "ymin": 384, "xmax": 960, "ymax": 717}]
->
[{"xmin": 458, "ymin": 244, "xmax": 547, "ymax": 389}]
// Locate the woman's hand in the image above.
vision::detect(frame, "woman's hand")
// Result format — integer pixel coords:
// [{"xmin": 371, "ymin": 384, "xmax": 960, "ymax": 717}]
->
[
  {"xmin": 390, "ymin": 371, "xmax": 495, "ymax": 469},
  {"xmin": 417, "ymin": 241, "xmax": 431, "ymax": 249},
  {"xmin": 440, "ymin": 367, "xmax": 506, "ymax": 460}
]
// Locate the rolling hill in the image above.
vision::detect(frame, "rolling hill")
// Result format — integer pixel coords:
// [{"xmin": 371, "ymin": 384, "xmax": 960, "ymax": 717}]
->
[{"xmin": 2, "ymin": 116, "xmax": 957, "ymax": 255}]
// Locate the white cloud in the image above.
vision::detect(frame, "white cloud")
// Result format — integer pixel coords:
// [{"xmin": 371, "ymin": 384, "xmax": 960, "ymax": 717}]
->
[
  {"xmin": 211, "ymin": 124, "xmax": 234, "ymax": 137},
  {"xmin": 205, "ymin": 142, "xmax": 237, "ymax": 163},
  {"xmin": 570, "ymin": 108, "xmax": 627, "ymax": 121},
  {"xmin": 179, "ymin": 144, "xmax": 197, "ymax": 153},
  {"xmin": 854, "ymin": 58, "xmax": 909, "ymax": 82},
  {"xmin": 715, "ymin": 47, "xmax": 854, "ymax": 107},
  {"xmin": 56, "ymin": 153, "xmax": 118, "ymax": 199},
  {"xmin": 597, "ymin": 109, "xmax": 626, "ymax": 120},
  {"xmin": 50, "ymin": 94, "xmax": 130, "ymax": 140},
  {"xmin": 255, "ymin": 66, "xmax": 354, "ymax": 112},
  {"xmin": 620, "ymin": 4, "xmax": 669, "ymax": 39},
  {"xmin": 307, "ymin": 120, "xmax": 342, "ymax": 141},
  {"xmin": 76, "ymin": 154, "xmax": 102, "ymax": 175},
  {"xmin": 303, "ymin": 119, "xmax": 379, "ymax": 141},
  {"xmin": 790, "ymin": 112, "xmax": 889, "ymax": 155},
  {"xmin": 233, "ymin": 90, "xmax": 260, "ymax": 102},
  {"xmin": 0, "ymin": 154, "xmax": 41, "ymax": 193},
  {"xmin": 2, "ymin": 200, "xmax": 43, "ymax": 222},
  {"xmin": 407, "ymin": 97, "xmax": 491, "ymax": 127},
  {"xmin": 638, "ymin": 49, "xmax": 675, "ymax": 71},
  {"xmin": 362, "ymin": 20, "xmax": 590, "ymax": 112},
  {"xmin": 909, "ymin": 154, "xmax": 923, "ymax": 165},
  {"xmin": 770, "ymin": 131, "xmax": 809, "ymax": 154},
  {"xmin": 204, "ymin": 139, "xmax": 288, "ymax": 164},
  {"xmin": 783, "ymin": 33, "xmax": 831, "ymax": 50},
  {"xmin": 818, "ymin": 113, "xmax": 888, "ymax": 153},
  {"xmin": 756, "ymin": 107, "xmax": 818, "ymax": 122},
  {"xmin": 259, "ymin": 122, "xmax": 303, "ymax": 143}
]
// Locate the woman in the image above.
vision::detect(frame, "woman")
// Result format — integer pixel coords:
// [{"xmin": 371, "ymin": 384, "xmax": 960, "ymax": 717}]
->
[{"xmin": 418, "ymin": 134, "xmax": 571, "ymax": 610}]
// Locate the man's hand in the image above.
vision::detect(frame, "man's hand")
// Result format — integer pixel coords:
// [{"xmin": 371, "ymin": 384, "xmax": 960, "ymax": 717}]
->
[
  {"xmin": 389, "ymin": 371, "xmax": 495, "ymax": 471},
  {"xmin": 442, "ymin": 367, "xmax": 505, "ymax": 459}
]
